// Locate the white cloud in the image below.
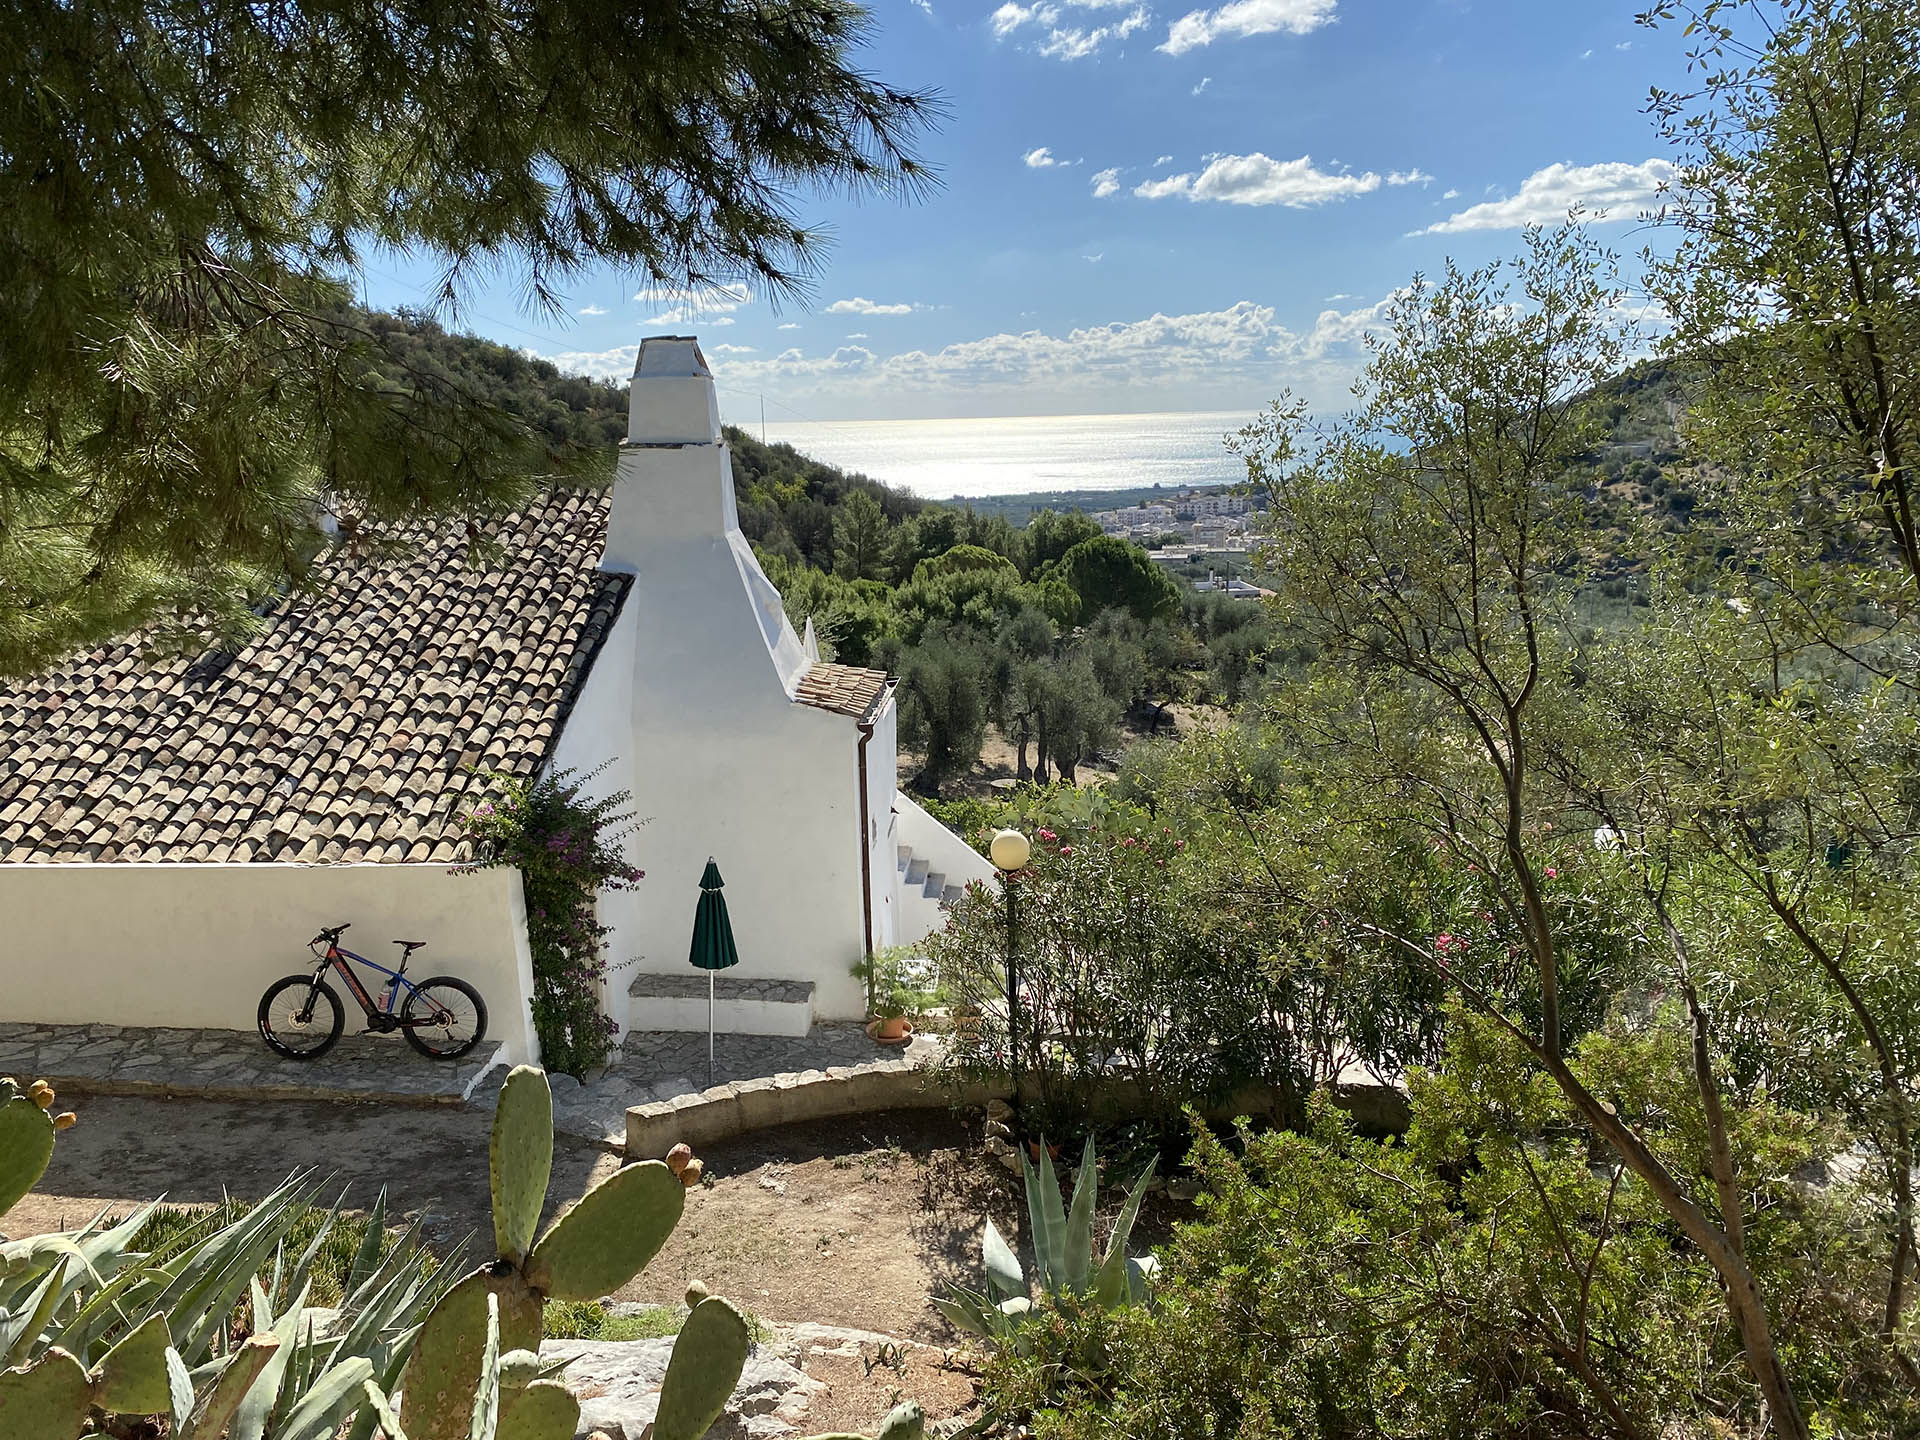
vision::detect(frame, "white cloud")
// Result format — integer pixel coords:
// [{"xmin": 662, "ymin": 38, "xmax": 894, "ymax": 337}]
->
[
  {"xmin": 1152, "ymin": 154, "xmax": 1174, "ymax": 167},
  {"xmin": 778, "ymin": 322, "xmax": 802, "ymax": 331},
  {"xmin": 635, "ymin": 281, "xmax": 752, "ymax": 326},
  {"xmin": 912, "ymin": 0, "xmax": 934, "ymax": 12},
  {"xmin": 1134, "ymin": 173, "xmax": 1195, "ymax": 200},
  {"xmin": 1192, "ymin": 76, "xmax": 1211, "ymax": 94},
  {"xmin": 1580, "ymin": 47, "xmax": 1593, "ymax": 58},
  {"xmin": 846, "ymin": 332, "xmax": 870, "ymax": 339},
  {"xmin": 1025, "ymin": 146, "xmax": 1060, "ymax": 168},
  {"xmin": 1615, "ymin": 40, "xmax": 1631, "ymax": 51},
  {"xmin": 1386, "ymin": 168, "xmax": 1433, "ymax": 187},
  {"xmin": 690, "ymin": 294, "xmax": 1395, "ymax": 410},
  {"xmin": 1161, "ymin": 0, "xmax": 1336, "ymax": 55},
  {"xmin": 1136, "ymin": 152, "xmax": 1382, "ymax": 207},
  {"xmin": 1084, "ymin": 252, "xmax": 1105, "ymax": 262},
  {"xmin": 1420, "ymin": 159, "xmax": 1675, "ymax": 234},
  {"xmin": 577, "ymin": 304, "xmax": 607, "ymax": 316},
  {"xmin": 827, "ymin": 296, "xmax": 917, "ymax": 316},
  {"xmin": 1441, "ymin": 187, "xmax": 1460, "ymax": 199},
  {"xmin": 1324, "ymin": 292, "xmax": 1354, "ymax": 301},
  {"xmin": 993, "ymin": 0, "xmax": 1150, "ymax": 59},
  {"xmin": 709, "ymin": 343, "xmax": 758, "ymax": 354},
  {"xmin": 1091, "ymin": 166, "xmax": 1123, "ymax": 198}
]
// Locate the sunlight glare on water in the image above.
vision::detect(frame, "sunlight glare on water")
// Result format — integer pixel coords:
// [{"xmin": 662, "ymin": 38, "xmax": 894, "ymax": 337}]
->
[{"xmin": 743, "ymin": 410, "xmax": 1257, "ymax": 499}]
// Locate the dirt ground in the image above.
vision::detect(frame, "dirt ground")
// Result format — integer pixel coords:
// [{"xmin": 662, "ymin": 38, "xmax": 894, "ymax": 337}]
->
[{"xmin": 12, "ymin": 1092, "xmax": 1024, "ymax": 1341}]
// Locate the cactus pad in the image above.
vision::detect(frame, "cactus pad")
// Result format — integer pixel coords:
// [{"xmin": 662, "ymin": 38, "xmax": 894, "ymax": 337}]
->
[
  {"xmin": 523, "ymin": 1161, "xmax": 683, "ymax": 1301},
  {"xmin": 496, "ymin": 1349, "xmax": 544, "ymax": 1395},
  {"xmin": 496, "ymin": 1380, "xmax": 580, "ymax": 1440},
  {"xmin": 88, "ymin": 1312, "xmax": 175, "ymax": 1415},
  {"xmin": 876, "ymin": 1400, "xmax": 926, "ymax": 1440},
  {"xmin": 489, "ymin": 1067, "xmax": 554, "ymax": 1263},
  {"xmin": 651, "ymin": 1297, "xmax": 751, "ymax": 1440},
  {"xmin": 0, "ymin": 1094, "xmax": 55, "ymax": 1219},
  {"xmin": 400, "ymin": 1270, "xmax": 496, "ymax": 1440},
  {"xmin": 0, "ymin": 1347, "xmax": 93, "ymax": 1440}
]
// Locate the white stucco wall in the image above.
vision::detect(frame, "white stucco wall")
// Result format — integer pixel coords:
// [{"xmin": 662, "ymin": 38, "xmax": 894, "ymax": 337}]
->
[
  {"xmin": 0, "ymin": 863, "xmax": 540, "ymax": 1063},
  {"xmin": 550, "ymin": 336, "xmax": 874, "ymax": 1031}
]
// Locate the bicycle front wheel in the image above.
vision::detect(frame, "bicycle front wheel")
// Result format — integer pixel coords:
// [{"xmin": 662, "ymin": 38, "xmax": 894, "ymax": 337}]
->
[
  {"xmin": 258, "ymin": 976, "xmax": 345, "ymax": 1060},
  {"xmin": 402, "ymin": 977, "xmax": 488, "ymax": 1059}
]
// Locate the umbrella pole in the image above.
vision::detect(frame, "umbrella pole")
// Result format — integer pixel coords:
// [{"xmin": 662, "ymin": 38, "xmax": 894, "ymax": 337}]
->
[{"xmin": 708, "ymin": 970, "xmax": 715, "ymax": 1088}]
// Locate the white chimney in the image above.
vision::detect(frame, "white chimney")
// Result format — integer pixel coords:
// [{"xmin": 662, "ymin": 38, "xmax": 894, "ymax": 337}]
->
[{"xmin": 600, "ymin": 335, "xmax": 809, "ymax": 693}]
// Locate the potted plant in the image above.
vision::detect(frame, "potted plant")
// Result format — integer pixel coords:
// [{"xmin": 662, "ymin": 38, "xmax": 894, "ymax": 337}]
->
[{"xmin": 853, "ymin": 946, "xmax": 937, "ymax": 1044}]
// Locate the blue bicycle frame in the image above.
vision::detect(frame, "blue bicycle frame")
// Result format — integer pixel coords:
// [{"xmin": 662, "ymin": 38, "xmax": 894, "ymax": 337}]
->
[{"xmin": 312, "ymin": 938, "xmax": 435, "ymax": 1023}]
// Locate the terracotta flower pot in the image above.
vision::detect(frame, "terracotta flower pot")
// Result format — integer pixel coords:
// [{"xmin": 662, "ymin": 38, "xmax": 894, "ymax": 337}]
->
[{"xmin": 867, "ymin": 1016, "xmax": 914, "ymax": 1045}]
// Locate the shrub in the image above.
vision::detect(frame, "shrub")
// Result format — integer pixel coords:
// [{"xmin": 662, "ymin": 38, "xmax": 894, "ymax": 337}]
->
[{"xmin": 458, "ymin": 765, "xmax": 643, "ymax": 1075}]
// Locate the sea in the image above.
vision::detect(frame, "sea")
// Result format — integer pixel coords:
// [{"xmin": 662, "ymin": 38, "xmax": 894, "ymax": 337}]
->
[{"xmin": 749, "ymin": 410, "xmax": 1258, "ymax": 501}]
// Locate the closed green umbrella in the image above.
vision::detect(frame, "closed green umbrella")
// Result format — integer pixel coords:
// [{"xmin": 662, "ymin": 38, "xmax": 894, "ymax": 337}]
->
[{"xmin": 689, "ymin": 857, "xmax": 740, "ymax": 1086}]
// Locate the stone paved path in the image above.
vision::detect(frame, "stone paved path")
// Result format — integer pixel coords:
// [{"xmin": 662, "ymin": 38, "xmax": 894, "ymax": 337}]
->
[
  {"xmin": 0, "ymin": 1019, "xmax": 940, "ymax": 1149},
  {"xmin": 0, "ymin": 1021, "xmax": 504, "ymax": 1104}
]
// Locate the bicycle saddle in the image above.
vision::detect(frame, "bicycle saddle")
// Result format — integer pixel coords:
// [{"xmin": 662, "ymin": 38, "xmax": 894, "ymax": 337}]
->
[{"xmin": 392, "ymin": 938, "xmax": 427, "ymax": 950}]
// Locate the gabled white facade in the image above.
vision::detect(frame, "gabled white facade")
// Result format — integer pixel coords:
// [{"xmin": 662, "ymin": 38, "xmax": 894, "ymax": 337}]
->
[{"xmin": 550, "ymin": 336, "xmax": 906, "ymax": 1036}]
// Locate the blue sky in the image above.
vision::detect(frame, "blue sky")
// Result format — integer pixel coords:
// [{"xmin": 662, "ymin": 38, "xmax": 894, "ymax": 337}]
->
[{"xmin": 364, "ymin": 0, "xmax": 1687, "ymax": 422}]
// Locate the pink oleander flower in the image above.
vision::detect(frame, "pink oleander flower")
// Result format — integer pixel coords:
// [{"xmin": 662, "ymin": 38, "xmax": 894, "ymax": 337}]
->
[
  {"xmin": 1544, "ymin": 867, "xmax": 1558, "ymax": 879},
  {"xmin": 1173, "ymin": 838, "xmax": 1185, "ymax": 850},
  {"xmin": 1059, "ymin": 845, "xmax": 1074, "ymax": 857},
  {"xmin": 1037, "ymin": 828, "xmax": 1058, "ymax": 842}
]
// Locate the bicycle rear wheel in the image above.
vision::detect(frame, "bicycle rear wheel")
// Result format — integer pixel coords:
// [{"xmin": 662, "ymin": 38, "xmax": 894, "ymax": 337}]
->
[
  {"xmin": 402, "ymin": 977, "xmax": 488, "ymax": 1059},
  {"xmin": 258, "ymin": 976, "xmax": 345, "ymax": 1059}
]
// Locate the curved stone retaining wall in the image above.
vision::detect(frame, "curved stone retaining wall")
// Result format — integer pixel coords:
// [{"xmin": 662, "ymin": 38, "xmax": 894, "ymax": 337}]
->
[{"xmin": 623, "ymin": 1062, "xmax": 1408, "ymax": 1157}]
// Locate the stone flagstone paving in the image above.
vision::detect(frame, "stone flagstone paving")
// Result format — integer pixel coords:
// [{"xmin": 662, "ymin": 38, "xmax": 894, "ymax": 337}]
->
[
  {"xmin": 0, "ymin": 1021, "xmax": 504, "ymax": 1104},
  {"xmin": 0, "ymin": 1019, "xmax": 940, "ymax": 1149}
]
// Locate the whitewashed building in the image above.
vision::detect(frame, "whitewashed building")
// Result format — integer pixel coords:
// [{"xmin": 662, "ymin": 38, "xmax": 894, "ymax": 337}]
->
[{"xmin": 0, "ymin": 336, "xmax": 991, "ymax": 1063}]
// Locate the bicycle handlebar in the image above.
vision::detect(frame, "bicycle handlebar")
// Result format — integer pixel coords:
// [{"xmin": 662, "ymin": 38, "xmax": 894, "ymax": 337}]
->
[{"xmin": 310, "ymin": 922, "xmax": 351, "ymax": 947}]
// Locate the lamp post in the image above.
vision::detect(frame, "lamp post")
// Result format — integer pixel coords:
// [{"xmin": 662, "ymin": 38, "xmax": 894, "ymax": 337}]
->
[{"xmin": 988, "ymin": 828, "xmax": 1031, "ymax": 1113}]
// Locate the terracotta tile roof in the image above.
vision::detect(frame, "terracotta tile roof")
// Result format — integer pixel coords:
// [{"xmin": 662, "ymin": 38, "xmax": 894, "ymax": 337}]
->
[
  {"xmin": 793, "ymin": 662, "xmax": 893, "ymax": 721},
  {"xmin": 0, "ymin": 491, "xmax": 626, "ymax": 865}
]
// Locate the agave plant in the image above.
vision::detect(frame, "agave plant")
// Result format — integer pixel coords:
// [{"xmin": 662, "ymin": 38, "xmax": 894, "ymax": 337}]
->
[
  {"xmin": 0, "ymin": 1110, "xmax": 450, "ymax": 1440},
  {"xmin": 933, "ymin": 1135, "xmax": 1156, "ymax": 1346}
]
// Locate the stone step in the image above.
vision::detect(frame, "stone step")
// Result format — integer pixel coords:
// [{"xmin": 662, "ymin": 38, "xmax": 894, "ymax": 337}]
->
[
  {"xmin": 904, "ymin": 855, "xmax": 930, "ymax": 887},
  {"xmin": 626, "ymin": 971, "xmax": 814, "ymax": 1004},
  {"xmin": 922, "ymin": 870, "xmax": 946, "ymax": 900},
  {"xmin": 942, "ymin": 884, "xmax": 965, "ymax": 906},
  {"xmin": 624, "ymin": 971, "xmax": 814, "ymax": 1038},
  {"xmin": 896, "ymin": 844, "xmax": 913, "ymax": 873}
]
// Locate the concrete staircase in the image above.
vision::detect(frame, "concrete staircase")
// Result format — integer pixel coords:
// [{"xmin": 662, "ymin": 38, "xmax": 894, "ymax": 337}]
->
[
  {"xmin": 895, "ymin": 841, "xmax": 966, "ymax": 948},
  {"xmin": 626, "ymin": 970, "xmax": 814, "ymax": 1037}
]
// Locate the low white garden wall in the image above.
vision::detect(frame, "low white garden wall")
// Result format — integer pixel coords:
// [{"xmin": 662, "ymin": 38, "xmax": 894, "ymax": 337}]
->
[{"xmin": 0, "ymin": 863, "xmax": 539, "ymax": 1063}]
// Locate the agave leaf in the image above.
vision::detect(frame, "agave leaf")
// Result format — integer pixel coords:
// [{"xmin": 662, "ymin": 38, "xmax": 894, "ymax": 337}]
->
[
  {"xmin": 470, "ymin": 1292, "xmax": 502, "ymax": 1440},
  {"xmin": 1, "ymin": 1254, "xmax": 69, "ymax": 1366},
  {"xmin": 981, "ymin": 1220, "xmax": 1024, "ymax": 1302},
  {"xmin": 284, "ymin": 1187, "xmax": 349, "ymax": 1307},
  {"xmin": 228, "ymin": 1279, "xmax": 311, "ymax": 1440},
  {"xmin": 361, "ymin": 1378, "xmax": 412, "ymax": 1440},
  {"xmin": 58, "ymin": 1263, "xmax": 171, "ymax": 1360},
  {"xmin": 175, "ymin": 1334, "xmax": 280, "ymax": 1440},
  {"xmin": 278, "ymin": 1355, "xmax": 377, "ymax": 1440},
  {"xmin": 1062, "ymin": 1136, "xmax": 1098, "ymax": 1293},
  {"xmin": 165, "ymin": 1345, "xmax": 194, "ymax": 1428},
  {"xmin": 345, "ymin": 1189, "xmax": 389, "ymax": 1300},
  {"xmin": 151, "ymin": 1177, "xmax": 312, "ymax": 1364},
  {"xmin": 1091, "ymin": 1159, "xmax": 1157, "ymax": 1310},
  {"xmin": 930, "ymin": 1293, "xmax": 992, "ymax": 1338}
]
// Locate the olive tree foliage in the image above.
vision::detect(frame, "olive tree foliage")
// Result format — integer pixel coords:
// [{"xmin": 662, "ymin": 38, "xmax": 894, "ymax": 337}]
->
[
  {"xmin": 0, "ymin": 0, "xmax": 936, "ymax": 675},
  {"xmin": 1645, "ymin": 0, "xmax": 1920, "ymax": 627},
  {"xmin": 1239, "ymin": 224, "xmax": 1829, "ymax": 1436}
]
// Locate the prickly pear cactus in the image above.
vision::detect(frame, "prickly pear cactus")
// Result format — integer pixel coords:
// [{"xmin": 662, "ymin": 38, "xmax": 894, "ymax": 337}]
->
[
  {"xmin": 0, "ymin": 1079, "xmax": 59, "ymax": 1218},
  {"xmin": 791, "ymin": 1398, "xmax": 927, "ymax": 1440},
  {"xmin": 402, "ymin": 1065, "xmax": 741, "ymax": 1440},
  {"xmin": 0, "ymin": 1348, "xmax": 92, "ymax": 1440},
  {"xmin": 652, "ymin": 1296, "xmax": 753, "ymax": 1440}
]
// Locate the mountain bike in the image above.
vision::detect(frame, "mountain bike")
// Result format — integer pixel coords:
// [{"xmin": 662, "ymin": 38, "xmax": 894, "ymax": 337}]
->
[{"xmin": 258, "ymin": 923, "xmax": 488, "ymax": 1061}]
